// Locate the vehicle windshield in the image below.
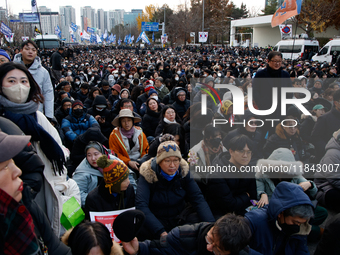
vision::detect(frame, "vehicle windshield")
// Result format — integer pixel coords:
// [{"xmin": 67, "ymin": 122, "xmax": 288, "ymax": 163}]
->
[{"xmin": 36, "ymin": 40, "xmax": 59, "ymax": 49}]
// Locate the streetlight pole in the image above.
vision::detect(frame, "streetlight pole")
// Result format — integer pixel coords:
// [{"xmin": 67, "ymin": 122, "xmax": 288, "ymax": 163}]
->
[{"xmin": 202, "ymin": 0, "xmax": 204, "ymax": 32}]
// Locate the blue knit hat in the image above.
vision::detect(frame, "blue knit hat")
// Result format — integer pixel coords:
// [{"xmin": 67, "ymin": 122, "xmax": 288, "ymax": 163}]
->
[
  {"xmin": 148, "ymin": 89, "xmax": 158, "ymax": 96},
  {"xmin": 0, "ymin": 49, "xmax": 11, "ymax": 61}
]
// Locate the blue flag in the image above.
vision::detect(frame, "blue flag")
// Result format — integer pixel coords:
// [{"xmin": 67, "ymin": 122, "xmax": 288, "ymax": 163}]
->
[
  {"xmin": 70, "ymin": 22, "xmax": 78, "ymax": 33},
  {"xmin": 141, "ymin": 31, "xmax": 151, "ymax": 45},
  {"xmin": 55, "ymin": 25, "xmax": 61, "ymax": 39},
  {"xmin": 152, "ymin": 32, "xmax": 154, "ymax": 42},
  {"xmin": 0, "ymin": 22, "xmax": 12, "ymax": 37}
]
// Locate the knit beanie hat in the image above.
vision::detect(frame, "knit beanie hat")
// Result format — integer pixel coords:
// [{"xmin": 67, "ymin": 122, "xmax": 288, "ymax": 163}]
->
[
  {"xmin": 156, "ymin": 141, "xmax": 182, "ymax": 164},
  {"xmin": 120, "ymin": 88, "xmax": 130, "ymax": 96},
  {"xmin": 0, "ymin": 49, "xmax": 11, "ymax": 61},
  {"xmin": 144, "ymin": 84, "xmax": 154, "ymax": 93},
  {"xmin": 176, "ymin": 89, "xmax": 186, "ymax": 97},
  {"xmin": 148, "ymin": 89, "xmax": 158, "ymax": 96},
  {"xmin": 221, "ymin": 100, "xmax": 233, "ymax": 115},
  {"xmin": 72, "ymin": 100, "xmax": 84, "ymax": 109},
  {"xmin": 61, "ymin": 97, "xmax": 72, "ymax": 105},
  {"xmin": 96, "ymin": 155, "xmax": 129, "ymax": 193}
]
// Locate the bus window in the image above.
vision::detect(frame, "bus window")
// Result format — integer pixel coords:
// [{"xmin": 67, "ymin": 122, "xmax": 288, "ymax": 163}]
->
[{"xmin": 318, "ymin": 46, "xmax": 329, "ymax": 55}]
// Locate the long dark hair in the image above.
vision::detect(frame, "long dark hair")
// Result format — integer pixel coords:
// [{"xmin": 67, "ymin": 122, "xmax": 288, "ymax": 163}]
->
[
  {"xmin": 0, "ymin": 62, "xmax": 44, "ymax": 103},
  {"xmin": 67, "ymin": 221, "xmax": 113, "ymax": 255},
  {"xmin": 160, "ymin": 105, "xmax": 182, "ymax": 124}
]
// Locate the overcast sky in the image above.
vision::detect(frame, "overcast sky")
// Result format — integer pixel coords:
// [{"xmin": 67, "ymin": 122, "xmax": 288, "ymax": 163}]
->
[{"xmin": 4, "ymin": 0, "xmax": 264, "ymax": 26}]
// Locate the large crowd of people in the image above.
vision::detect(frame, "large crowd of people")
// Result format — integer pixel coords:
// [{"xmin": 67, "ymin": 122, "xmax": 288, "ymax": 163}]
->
[{"xmin": 1, "ymin": 41, "xmax": 340, "ymax": 255}]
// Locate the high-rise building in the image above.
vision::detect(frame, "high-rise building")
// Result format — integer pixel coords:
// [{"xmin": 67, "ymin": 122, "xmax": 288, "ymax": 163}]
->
[
  {"xmin": 123, "ymin": 9, "xmax": 142, "ymax": 26},
  {"xmin": 97, "ymin": 9, "xmax": 104, "ymax": 32},
  {"xmin": 59, "ymin": 6, "xmax": 76, "ymax": 42},
  {"xmin": 40, "ymin": 11, "xmax": 59, "ymax": 35},
  {"xmin": 80, "ymin": 6, "xmax": 95, "ymax": 31},
  {"xmin": 0, "ymin": 7, "xmax": 7, "ymax": 23},
  {"xmin": 38, "ymin": 6, "xmax": 51, "ymax": 12},
  {"xmin": 112, "ymin": 9, "xmax": 124, "ymax": 27}
]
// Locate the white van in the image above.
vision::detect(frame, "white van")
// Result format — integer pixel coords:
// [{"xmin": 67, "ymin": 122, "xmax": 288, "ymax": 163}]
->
[
  {"xmin": 312, "ymin": 38, "xmax": 340, "ymax": 63},
  {"xmin": 273, "ymin": 39, "xmax": 319, "ymax": 60}
]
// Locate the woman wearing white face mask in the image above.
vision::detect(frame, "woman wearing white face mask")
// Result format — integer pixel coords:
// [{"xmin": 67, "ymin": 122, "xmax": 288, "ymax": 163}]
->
[{"xmin": 0, "ymin": 62, "xmax": 80, "ymax": 237}]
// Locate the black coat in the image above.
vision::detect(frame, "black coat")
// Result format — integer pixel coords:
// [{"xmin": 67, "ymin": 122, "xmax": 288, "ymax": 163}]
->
[
  {"xmin": 0, "ymin": 117, "xmax": 44, "ymax": 194},
  {"xmin": 142, "ymin": 105, "xmax": 162, "ymax": 137},
  {"xmin": 206, "ymin": 155, "xmax": 257, "ymax": 217},
  {"xmin": 223, "ymin": 127, "xmax": 263, "ymax": 166},
  {"xmin": 136, "ymin": 93, "xmax": 149, "ymax": 114},
  {"xmin": 54, "ymin": 106, "xmax": 69, "ymax": 126},
  {"xmin": 136, "ymin": 158, "xmax": 214, "ymax": 237},
  {"xmin": 172, "ymin": 98, "xmax": 191, "ymax": 120},
  {"xmin": 263, "ymin": 124, "xmax": 308, "ymax": 162},
  {"xmin": 22, "ymin": 186, "xmax": 72, "ymax": 255},
  {"xmin": 311, "ymin": 107, "xmax": 340, "ymax": 159},
  {"xmin": 84, "ymin": 181, "xmax": 135, "ymax": 220},
  {"xmin": 87, "ymin": 95, "xmax": 113, "ymax": 139},
  {"xmin": 252, "ymin": 65, "xmax": 292, "ymax": 119}
]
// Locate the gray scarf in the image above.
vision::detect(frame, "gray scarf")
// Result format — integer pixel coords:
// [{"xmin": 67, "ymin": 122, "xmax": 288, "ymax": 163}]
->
[{"xmin": 0, "ymin": 95, "xmax": 39, "ymax": 114}]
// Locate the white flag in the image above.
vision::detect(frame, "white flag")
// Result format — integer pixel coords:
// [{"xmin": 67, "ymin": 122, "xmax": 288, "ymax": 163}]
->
[
  {"xmin": 279, "ymin": 24, "xmax": 292, "ymax": 39},
  {"xmin": 82, "ymin": 30, "xmax": 91, "ymax": 40},
  {"xmin": 5, "ymin": 33, "xmax": 14, "ymax": 43},
  {"xmin": 198, "ymin": 32, "xmax": 208, "ymax": 43},
  {"xmin": 69, "ymin": 26, "xmax": 73, "ymax": 34}
]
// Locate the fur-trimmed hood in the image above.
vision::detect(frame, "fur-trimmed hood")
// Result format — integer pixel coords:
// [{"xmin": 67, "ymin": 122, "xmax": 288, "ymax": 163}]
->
[
  {"xmin": 255, "ymin": 158, "xmax": 303, "ymax": 179},
  {"xmin": 139, "ymin": 157, "xmax": 189, "ymax": 184},
  {"xmin": 61, "ymin": 228, "xmax": 124, "ymax": 255},
  {"xmin": 275, "ymin": 123, "xmax": 299, "ymax": 140}
]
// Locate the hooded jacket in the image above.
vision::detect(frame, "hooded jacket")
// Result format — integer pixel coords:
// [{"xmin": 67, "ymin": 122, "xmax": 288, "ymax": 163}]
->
[
  {"xmin": 87, "ymin": 95, "xmax": 113, "ymax": 138},
  {"xmin": 136, "ymin": 158, "xmax": 215, "ymax": 237},
  {"xmin": 172, "ymin": 92, "xmax": 191, "ymax": 120},
  {"xmin": 245, "ymin": 182, "xmax": 313, "ymax": 255},
  {"xmin": 13, "ymin": 53, "xmax": 54, "ymax": 119}
]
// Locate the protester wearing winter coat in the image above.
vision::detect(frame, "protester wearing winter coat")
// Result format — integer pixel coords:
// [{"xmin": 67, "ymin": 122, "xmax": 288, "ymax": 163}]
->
[
  {"xmin": 0, "ymin": 62, "xmax": 80, "ymax": 237},
  {"xmin": 136, "ymin": 141, "xmax": 215, "ymax": 240},
  {"xmin": 245, "ymin": 182, "xmax": 314, "ymax": 255},
  {"xmin": 256, "ymin": 148, "xmax": 327, "ymax": 241},
  {"xmin": 314, "ymin": 129, "xmax": 340, "ymax": 211},
  {"xmin": 62, "ymin": 100, "xmax": 99, "ymax": 143},
  {"xmin": 54, "ymin": 97, "xmax": 72, "ymax": 126},
  {"xmin": 142, "ymin": 98, "xmax": 162, "ymax": 138},
  {"xmin": 154, "ymin": 105, "xmax": 182, "ymax": 137},
  {"xmin": 109, "ymin": 109, "xmax": 149, "ymax": 171},
  {"xmin": 0, "ymin": 132, "xmax": 72, "ymax": 255},
  {"xmin": 14, "ymin": 50, "xmax": 54, "ymax": 119},
  {"xmin": 154, "ymin": 77, "xmax": 169, "ymax": 101},
  {"xmin": 172, "ymin": 89, "xmax": 191, "ymax": 120},
  {"xmin": 84, "ymin": 155, "xmax": 135, "ymax": 220},
  {"xmin": 311, "ymin": 89, "xmax": 340, "ymax": 159},
  {"xmin": 263, "ymin": 119, "xmax": 308, "ymax": 163},
  {"xmin": 206, "ymin": 135, "xmax": 257, "ymax": 218},
  {"xmin": 222, "ymin": 110, "xmax": 263, "ymax": 166},
  {"xmin": 87, "ymin": 95, "xmax": 113, "ymax": 138}
]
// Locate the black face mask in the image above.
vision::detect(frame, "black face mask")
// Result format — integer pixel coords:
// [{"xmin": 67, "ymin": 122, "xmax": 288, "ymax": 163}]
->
[
  {"xmin": 73, "ymin": 109, "xmax": 84, "ymax": 118},
  {"xmin": 209, "ymin": 138, "xmax": 222, "ymax": 148},
  {"xmin": 280, "ymin": 222, "xmax": 300, "ymax": 236}
]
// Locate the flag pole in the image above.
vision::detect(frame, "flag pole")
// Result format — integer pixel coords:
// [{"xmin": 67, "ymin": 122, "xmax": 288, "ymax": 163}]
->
[
  {"xmin": 290, "ymin": 21, "xmax": 298, "ymax": 60},
  {"xmin": 33, "ymin": 1, "xmax": 45, "ymax": 49}
]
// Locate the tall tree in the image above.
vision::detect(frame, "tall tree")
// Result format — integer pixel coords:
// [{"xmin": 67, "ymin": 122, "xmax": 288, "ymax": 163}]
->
[{"xmin": 261, "ymin": 0, "xmax": 278, "ymax": 15}]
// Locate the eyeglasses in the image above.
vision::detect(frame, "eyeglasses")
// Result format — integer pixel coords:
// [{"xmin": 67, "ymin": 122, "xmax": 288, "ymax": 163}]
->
[
  {"xmin": 178, "ymin": 94, "xmax": 186, "ymax": 97},
  {"xmin": 205, "ymin": 234, "xmax": 227, "ymax": 255},
  {"xmin": 235, "ymin": 150, "xmax": 252, "ymax": 156},
  {"xmin": 270, "ymin": 60, "xmax": 282, "ymax": 64},
  {"xmin": 163, "ymin": 158, "xmax": 180, "ymax": 165}
]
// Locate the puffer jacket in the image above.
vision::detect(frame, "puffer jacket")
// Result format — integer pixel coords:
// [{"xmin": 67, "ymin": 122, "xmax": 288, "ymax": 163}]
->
[
  {"xmin": 263, "ymin": 124, "xmax": 307, "ymax": 162},
  {"xmin": 245, "ymin": 182, "xmax": 313, "ymax": 255},
  {"xmin": 13, "ymin": 53, "xmax": 54, "ymax": 119},
  {"xmin": 136, "ymin": 158, "xmax": 214, "ymax": 237},
  {"xmin": 61, "ymin": 111, "xmax": 99, "ymax": 142}
]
